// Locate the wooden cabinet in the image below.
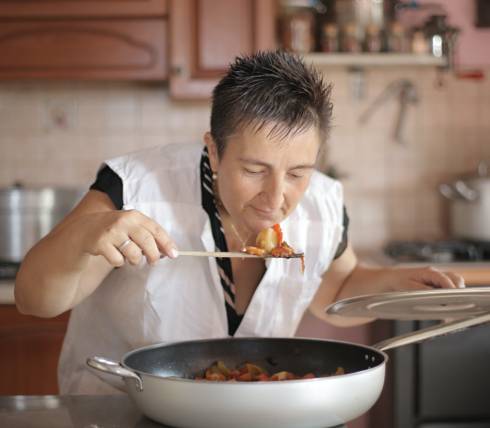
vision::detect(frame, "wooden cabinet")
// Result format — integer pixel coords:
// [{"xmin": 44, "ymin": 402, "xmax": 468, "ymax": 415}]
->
[
  {"xmin": 0, "ymin": 0, "xmax": 277, "ymax": 85},
  {"xmin": 0, "ymin": 1, "xmax": 168, "ymax": 80},
  {"xmin": 0, "ymin": 1, "xmax": 167, "ymax": 18},
  {"xmin": 169, "ymin": 0, "xmax": 277, "ymax": 99},
  {"xmin": 0, "ymin": 305, "xmax": 69, "ymax": 395}
]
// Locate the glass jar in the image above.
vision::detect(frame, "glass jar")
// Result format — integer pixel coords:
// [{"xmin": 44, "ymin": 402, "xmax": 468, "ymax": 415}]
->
[
  {"xmin": 387, "ymin": 21, "xmax": 408, "ymax": 53},
  {"xmin": 280, "ymin": 6, "xmax": 316, "ymax": 53},
  {"xmin": 365, "ymin": 23, "xmax": 383, "ymax": 53},
  {"xmin": 411, "ymin": 30, "xmax": 429, "ymax": 54},
  {"xmin": 320, "ymin": 23, "xmax": 339, "ymax": 52},
  {"xmin": 423, "ymin": 14, "xmax": 459, "ymax": 60},
  {"xmin": 341, "ymin": 22, "xmax": 362, "ymax": 53}
]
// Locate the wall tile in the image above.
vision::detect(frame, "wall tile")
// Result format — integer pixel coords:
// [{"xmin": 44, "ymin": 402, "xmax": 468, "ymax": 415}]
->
[{"xmin": 0, "ymin": 69, "xmax": 488, "ymax": 249}]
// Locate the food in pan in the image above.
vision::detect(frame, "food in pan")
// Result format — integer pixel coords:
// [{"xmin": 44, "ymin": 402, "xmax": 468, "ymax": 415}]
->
[{"xmin": 194, "ymin": 361, "xmax": 344, "ymax": 382}]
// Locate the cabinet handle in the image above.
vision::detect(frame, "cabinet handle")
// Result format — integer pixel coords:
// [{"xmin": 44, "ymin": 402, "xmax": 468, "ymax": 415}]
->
[{"xmin": 171, "ymin": 65, "xmax": 184, "ymax": 76}]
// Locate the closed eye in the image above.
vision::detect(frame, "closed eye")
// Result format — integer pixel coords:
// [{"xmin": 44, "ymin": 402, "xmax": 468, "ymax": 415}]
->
[
  {"xmin": 288, "ymin": 168, "xmax": 310, "ymax": 179},
  {"xmin": 244, "ymin": 168, "xmax": 265, "ymax": 175}
]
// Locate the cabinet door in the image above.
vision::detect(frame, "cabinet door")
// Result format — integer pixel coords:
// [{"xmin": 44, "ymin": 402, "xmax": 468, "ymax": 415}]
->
[
  {"xmin": 0, "ymin": 305, "xmax": 69, "ymax": 395},
  {"xmin": 0, "ymin": 1, "xmax": 167, "ymax": 18},
  {"xmin": 169, "ymin": 0, "xmax": 277, "ymax": 99},
  {"xmin": 0, "ymin": 20, "xmax": 167, "ymax": 80}
]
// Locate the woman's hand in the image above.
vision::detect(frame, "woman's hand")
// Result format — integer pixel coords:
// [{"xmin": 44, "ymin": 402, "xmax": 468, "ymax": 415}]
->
[
  {"xmin": 370, "ymin": 265, "xmax": 466, "ymax": 292},
  {"xmin": 78, "ymin": 209, "xmax": 178, "ymax": 267},
  {"xmin": 310, "ymin": 245, "xmax": 466, "ymax": 327},
  {"xmin": 335, "ymin": 265, "xmax": 466, "ymax": 304}
]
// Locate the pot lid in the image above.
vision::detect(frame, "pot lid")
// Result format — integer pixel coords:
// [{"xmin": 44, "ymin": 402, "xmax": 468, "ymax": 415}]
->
[{"xmin": 326, "ymin": 287, "xmax": 490, "ymax": 320}]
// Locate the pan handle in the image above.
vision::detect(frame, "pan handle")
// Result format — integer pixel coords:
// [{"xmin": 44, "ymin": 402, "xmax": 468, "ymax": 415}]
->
[
  {"xmin": 373, "ymin": 312, "xmax": 490, "ymax": 352},
  {"xmin": 86, "ymin": 356, "xmax": 143, "ymax": 392}
]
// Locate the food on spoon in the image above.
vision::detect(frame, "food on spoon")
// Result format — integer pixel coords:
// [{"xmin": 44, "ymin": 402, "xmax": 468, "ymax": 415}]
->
[
  {"xmin": 244, "ymin": 223, "xmax": 295, "ymax": 257},
  {"xmin": 194, "ymin": 361, "xmax": 344, "ymax": 382},
  {"xmin": 255, "ymin": 226, "xmax": 279, "ymax": 253},
  {"xmin": 243, "ymin": 223, "xmax": 305, "ymax": 271}
]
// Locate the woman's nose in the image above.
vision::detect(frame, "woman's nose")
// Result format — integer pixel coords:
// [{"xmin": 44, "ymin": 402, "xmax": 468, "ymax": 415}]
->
[{"xmin": 262, "ymin": 176, "xmax": 284, "ymax": 210}]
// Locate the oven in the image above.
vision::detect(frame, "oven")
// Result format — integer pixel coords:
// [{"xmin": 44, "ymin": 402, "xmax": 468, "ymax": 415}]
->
[
  {"xmin": 371, "ymin": 240, "xmax": 490, "ymax": 428},
  {"xmin": 391, "ymin": 318, "xmax": 490, "ymax": 428}
]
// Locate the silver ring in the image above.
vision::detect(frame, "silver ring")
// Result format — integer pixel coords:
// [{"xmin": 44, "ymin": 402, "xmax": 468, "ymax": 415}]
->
[{"xmin": 117, "ymin": 238, "xmax": 132, "ymax": 252}]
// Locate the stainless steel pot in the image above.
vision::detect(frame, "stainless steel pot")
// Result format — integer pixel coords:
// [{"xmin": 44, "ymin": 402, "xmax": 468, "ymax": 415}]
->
[
  {"xmin": 0, "ymin": 184, "xmax": 83, "ymax": 262},
  {"xmin": 87, "ymin": 288, "xmax": 490, "ymax": 428},
  {"xmin": 439, "ymin": 162, "xmax": 490, "ymax": 242}
]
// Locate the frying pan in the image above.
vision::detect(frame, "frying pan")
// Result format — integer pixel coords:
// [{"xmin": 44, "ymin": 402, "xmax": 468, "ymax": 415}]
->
[{"xmin": 87, "ymin": 289, "xmax": 490, "ymax": 428}]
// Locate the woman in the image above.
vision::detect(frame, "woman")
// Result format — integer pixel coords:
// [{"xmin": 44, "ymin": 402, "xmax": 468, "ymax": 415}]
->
[{"xmin": 15, "ymin": 51, "xmax": 464, "ymax": 394}]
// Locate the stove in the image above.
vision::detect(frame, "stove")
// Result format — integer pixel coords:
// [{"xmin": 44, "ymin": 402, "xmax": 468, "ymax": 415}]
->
[
  {"xmin": 0, "ymin": 261, "xmax": 19, "ymax": 280},
  {"xmin": 384, "ymin": 240, "xmax": 490, "ymax": 264}
]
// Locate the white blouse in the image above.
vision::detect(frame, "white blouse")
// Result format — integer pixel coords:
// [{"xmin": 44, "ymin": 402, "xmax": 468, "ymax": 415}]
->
[{"xmin": 58, "ymin": 143, "xmax": 345, "ymax": 394}]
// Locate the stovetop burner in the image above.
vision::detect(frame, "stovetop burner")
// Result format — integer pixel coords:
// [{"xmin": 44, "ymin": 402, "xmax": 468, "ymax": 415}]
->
[
  {"xmin": 0, "ymin": 261, "xmax": 19, "ymax": 280},
  {"xmin": 384, "ymin": 240, "xmax": 490, "ymax": 263}
]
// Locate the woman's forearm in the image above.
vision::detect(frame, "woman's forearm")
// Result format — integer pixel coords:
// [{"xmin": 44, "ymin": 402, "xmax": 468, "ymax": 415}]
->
[
  {"xmin": 334, "ymin": 263, "xmax": 387, "ymax": 301},
  {"xmin": 15, "ymin": 218, "xmax": 105, "ymax": 318},
  {"xmin": 14, "ymin": 191, "xmax": 118, "ymax": 318}
]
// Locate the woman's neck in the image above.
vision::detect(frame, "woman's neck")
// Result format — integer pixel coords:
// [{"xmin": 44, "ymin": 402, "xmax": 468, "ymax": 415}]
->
[{"xmin": 218, "ymin": 208, "xmax": 253, "ymax": 251}]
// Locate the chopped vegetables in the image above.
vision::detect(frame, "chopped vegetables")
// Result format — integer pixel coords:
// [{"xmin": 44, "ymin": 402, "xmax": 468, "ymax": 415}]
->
[
  {"xmin": 272, "ymin": 223, "xmax": 283, "ymax": 246},
  {"xmin": 254, "ymin": 227, "xmax": 279, "ymax": 253},
  {"xmin": 194, "ymin": 361, "xmax": 345, "ymax": 382}
]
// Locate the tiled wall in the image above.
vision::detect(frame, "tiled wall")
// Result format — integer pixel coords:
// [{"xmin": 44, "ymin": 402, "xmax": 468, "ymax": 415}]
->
[{"xmin": 1, "ymin": 67, "xmax": 489, "ymax": 250}]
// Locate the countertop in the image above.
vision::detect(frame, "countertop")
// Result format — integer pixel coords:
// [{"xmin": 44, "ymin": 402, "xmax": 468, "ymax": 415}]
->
[
  {"xmin": 0, "ymin": 395, "xmax": 165, "ymax": 428},
  {"xmin": 0, "ymin": 395, "xmax": 347, "ymax": 428}
]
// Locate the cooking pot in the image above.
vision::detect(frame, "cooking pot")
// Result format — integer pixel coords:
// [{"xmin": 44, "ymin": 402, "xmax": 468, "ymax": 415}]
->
[
  {"xmin": 0, "ymin": 184, "xmax": 83, "ymax": 262},
  {"xmin": 87, "ymin": 288, "xmax": 490, "ymax": 428},
  {"xmin": 439, "ymin": 162, "xmax": 490, "ymax": 242}
]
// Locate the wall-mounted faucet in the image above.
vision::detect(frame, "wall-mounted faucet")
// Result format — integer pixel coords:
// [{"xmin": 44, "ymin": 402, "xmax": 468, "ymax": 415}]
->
[{"xmin": 358, "ymin": 79, "xmax": 419, "ymax": 144}]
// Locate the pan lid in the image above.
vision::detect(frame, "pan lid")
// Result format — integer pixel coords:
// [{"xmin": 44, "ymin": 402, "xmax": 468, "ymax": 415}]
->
[{"xmin": 326, "ymin": 287, "xmax": 490, "ymax": 320}]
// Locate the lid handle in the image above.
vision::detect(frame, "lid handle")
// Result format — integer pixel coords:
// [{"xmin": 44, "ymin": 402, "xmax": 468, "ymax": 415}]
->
[{"xmin": 373, "ymin": 312, "xmax": 490, "ymax": 351}]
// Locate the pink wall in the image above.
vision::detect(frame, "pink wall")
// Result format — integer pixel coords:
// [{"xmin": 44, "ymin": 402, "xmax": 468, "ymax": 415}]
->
[{"xmin": 400, "ymin": 0, "xmax": 490, "ymax": 68}]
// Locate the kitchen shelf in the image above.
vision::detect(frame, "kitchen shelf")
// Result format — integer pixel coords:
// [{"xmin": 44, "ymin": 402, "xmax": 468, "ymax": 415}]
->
[{"xmin": 303, "ymin": 53, "xmax": 446, "ymax": 67}]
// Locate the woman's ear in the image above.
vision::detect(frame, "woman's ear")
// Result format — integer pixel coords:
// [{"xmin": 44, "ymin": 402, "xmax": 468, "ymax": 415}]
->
[{"xmin": 204, "ymin": 132, "xmax": 219, "ymax": 173}]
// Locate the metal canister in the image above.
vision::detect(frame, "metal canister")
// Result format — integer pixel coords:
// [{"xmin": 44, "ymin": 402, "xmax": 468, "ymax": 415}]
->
[{"xmin": 0, "ymin": 185, "xmax": 83, "ymax": 262}]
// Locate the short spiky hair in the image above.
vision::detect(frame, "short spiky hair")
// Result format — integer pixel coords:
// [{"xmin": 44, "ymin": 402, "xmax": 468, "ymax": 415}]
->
[{"xmin": 210, "ymin": 50, "xmax": 333, "ymax": 157}]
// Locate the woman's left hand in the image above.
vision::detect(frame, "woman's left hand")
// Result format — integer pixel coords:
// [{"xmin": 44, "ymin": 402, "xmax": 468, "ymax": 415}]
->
[
  {"xmin": 378, "ymin": 265, "xmax": 466, "ymax": 292},
  {"xmin": 333, "ymin": 264, "xmax": 466, "ymax": 307},
  {"xmin": 311, "ymin": 250, "xmax": 466, "ymax": 327}
]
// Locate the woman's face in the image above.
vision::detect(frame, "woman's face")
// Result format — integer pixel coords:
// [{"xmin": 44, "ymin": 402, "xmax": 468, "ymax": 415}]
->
[{"xmin": 205, "ymin": 123, "xmax": 321, "ymax": 234}]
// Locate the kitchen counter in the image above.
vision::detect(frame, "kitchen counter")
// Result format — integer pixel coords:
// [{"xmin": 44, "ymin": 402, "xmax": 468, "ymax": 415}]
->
[
  {"xmin": 0, "ymin": 395, "xmax": 164, "ymax": 428},
  {"xmin": 0, "ymin": 395, "xmax": 348, "ymax": 428}
]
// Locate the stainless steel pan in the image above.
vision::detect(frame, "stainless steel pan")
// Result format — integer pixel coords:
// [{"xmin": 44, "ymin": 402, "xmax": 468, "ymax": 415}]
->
[{"xmin": 87, "ymin": 289, "xmax": 490, "ymax": 428}]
